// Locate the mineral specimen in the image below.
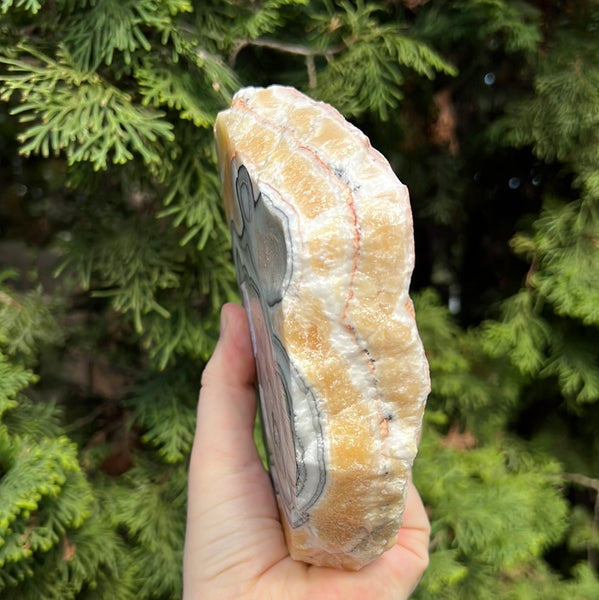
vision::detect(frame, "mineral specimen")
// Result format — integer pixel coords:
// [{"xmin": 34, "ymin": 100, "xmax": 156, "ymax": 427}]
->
[{"xmin": 214, "ymin": 85, "xmax": 430, "ymax": 570}]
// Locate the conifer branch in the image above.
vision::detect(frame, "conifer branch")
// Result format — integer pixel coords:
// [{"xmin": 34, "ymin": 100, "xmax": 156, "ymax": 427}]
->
[
  {"xmin": 229, "ymin": 37, "xmax": 345, "ymax": 64},
  {"xmin": 563, "ymin": 473, "xmax": 599, "ymax": 492},
  {"xmin": 563, "ymin": 472, "xmax": 599, "ymax": 571},
  {"xmin": 306, "ymin": 55, "xmax": 317, "ymax": 89},
  {"xmin": 0, "ymin": 0, "xmax": 43, "ymax": 14},
  {"xmin": 0, "ymin": 46, "xmax": 175, "ymax": 170},
  {"xmin": 228, "ymin": 37, "xmax": 344, "ymax": 87}
]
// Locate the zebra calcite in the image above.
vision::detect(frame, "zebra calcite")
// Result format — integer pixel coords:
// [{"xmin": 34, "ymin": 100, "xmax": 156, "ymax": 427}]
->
[{"xmin": 214, "ymin": 85, "xmax": 430, "ymax": 570}]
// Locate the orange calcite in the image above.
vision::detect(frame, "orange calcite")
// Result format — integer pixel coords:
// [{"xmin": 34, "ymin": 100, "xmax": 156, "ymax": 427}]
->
[{"xmin": 215, "ymin": 85, "xmax": 430, "ymax": 570}]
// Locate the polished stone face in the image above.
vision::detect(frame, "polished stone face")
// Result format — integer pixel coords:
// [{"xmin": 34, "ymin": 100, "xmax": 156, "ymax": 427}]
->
[{"xmin": 230, "ymin": 161, "xmax": 327, "ymax": 529}]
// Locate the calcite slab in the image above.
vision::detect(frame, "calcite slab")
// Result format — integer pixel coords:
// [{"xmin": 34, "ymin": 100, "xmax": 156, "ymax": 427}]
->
[{"xmin": 214, "ymin": 85, "xmax": 430, "ymax": 570}]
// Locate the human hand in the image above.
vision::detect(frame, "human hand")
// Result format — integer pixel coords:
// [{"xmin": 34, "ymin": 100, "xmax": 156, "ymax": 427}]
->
[{"xmin": 183, "ymin": 303, "xmax": 430, "ymax": 600}]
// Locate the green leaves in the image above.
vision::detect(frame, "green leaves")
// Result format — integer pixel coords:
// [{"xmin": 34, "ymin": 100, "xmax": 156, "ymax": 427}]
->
[
  {"xmin": 0, "ymin": 281, "xmax": 64, "ymax": 359},
  {"xmin": 0, "ymin": 436, "xmax": 83, "ymax": 531},
  {"xmin": 417, "ymin": 0, "xmax": 541, "ymax": 53},
  {"xmin": 62, "ymin": 0, "xmax": 192, "ymax": 71},
  {"xmin": 493, "ymin": 7, "xmax": 599, "ymax": 175},
  {"xmin": 0, "ymin": 429, "xmax": 97, "ymax": 598},
  {"xmin": 102, "ymin": 455, "xmax": 187, "ymax": 599},
  {"xmin": 415, "ymin": 289, "xmax": 522, "ymax": 439},
  {"xmin": 479, "ymin": 0, "xmax": 599, "ymax": 410},
  {"xmin": 136, "ymin": 61, "xmax": 218, "ymax": 128},
  {"xmin": 0, "ymin": 355, "xmax": 35, "ymax": 417},
  {"xmin": 158, "ymin": 149, "xmax": 226, "ymax": 248},
  {"xmin": 130, "ymin": 367, "xmax": 197, "ymax": 463},
  {"xmin": 87, "ymin": 224, "xmax": 181, "ymax": 329},
  {"xmin": 0, "ymin": 320, "xmax": 132, "ymax": 599},
  {"xmin": 237, "ymin": 0, "xmax": 309, "ymax": 40},
  {"xmin": 415, "ymin": 432, "xmax": 568, "ymax": 598},
  {"xmin": 56, "ymin": 209, "xmax": 234, "ymax": 368},
  {"xmin": 312, "ymin": 1, "xmax": 456, "ymax": 119},
  {"xmin": 542, "ymin": 323, "xmax": 599, "ymax": 405},
  {"xmin": 0, "ymin": 47, "xmax": 174, "ymax": 170},
  {"xmin": 482, "ymin": 290, "xmax": 551, "ymax": 376},
  {"xmin": 530, "ymin": 201, "xmax": 599, "ymax": 327},
  {"xmin": 0, "ymin": 0, "xmax": 43, "ymax": 14},
  {"xmin": 482, "ymin": 288, "xmax": 599, "ymax": 405}
]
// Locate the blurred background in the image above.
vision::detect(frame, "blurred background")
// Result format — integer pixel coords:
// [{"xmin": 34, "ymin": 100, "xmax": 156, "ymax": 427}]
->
[{"xmin": 0, "ymin": 1, "xmax": 598, "ymax": 598}]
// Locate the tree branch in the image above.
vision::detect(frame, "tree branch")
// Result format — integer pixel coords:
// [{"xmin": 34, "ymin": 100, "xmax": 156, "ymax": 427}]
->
[
  {"xmin": 563, "ymin": 472, "xmax": 599, "ymax": 492},
  {"xmin": 228, "ymin": 38, "xmax": 345, "ymax": 88},
  {"xmin": 563, "ymin": 472, "xmax": 599, "ymax": 571}
]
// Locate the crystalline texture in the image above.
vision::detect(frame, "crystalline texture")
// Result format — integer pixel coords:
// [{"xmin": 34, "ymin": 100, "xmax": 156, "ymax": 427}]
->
[{"xmin": 214, "ymin": 85, "xmax": 430, "ymax": 570}]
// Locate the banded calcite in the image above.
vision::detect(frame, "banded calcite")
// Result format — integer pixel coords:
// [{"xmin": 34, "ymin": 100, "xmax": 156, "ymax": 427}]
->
[{"xmin": 214, "ymin": 85, "xmax": 430, "ymax": 570}]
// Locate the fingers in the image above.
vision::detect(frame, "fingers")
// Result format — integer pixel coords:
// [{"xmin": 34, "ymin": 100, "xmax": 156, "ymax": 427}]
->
[
  {"xmin": 194, "ymin": 303, "xmax": 259, "ymax": 477},
  {"xmin": 378, "ymin": 479, "xmax": 431, "ymax": 597},
  {"xmin": 184, "ymin": 302, "xmax": 431, "ymax": 600},
  {"xmin": 296, "ymin": 480, "xmax": 431, "ymax": 600},
  {"xmin": 184, "ymin": 304, "xmax": 286, "ymax": 598},
  {"xmin": 395, "ymin": 480, "xmax": 431, "ymax": 567}
]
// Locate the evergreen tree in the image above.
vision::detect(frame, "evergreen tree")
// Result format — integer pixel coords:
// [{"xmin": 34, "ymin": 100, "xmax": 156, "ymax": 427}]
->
[{"xmin": 0, "ymin": 1, "xmax": 597, "ymax": 598}]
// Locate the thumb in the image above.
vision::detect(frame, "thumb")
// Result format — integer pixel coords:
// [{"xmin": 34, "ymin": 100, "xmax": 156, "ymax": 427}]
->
[
  {"xmin": 184, "ymin": 304, "xmax": 284, "ymax": 594},
  {"xmin": 193, "ymin": 302, "xmax": 259, "ymax": 477}
]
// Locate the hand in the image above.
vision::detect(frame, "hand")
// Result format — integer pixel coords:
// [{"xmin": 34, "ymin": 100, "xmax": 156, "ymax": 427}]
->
[{"xmin": 183, "ymin": 303, "xmax": 430, "ymax": 600}]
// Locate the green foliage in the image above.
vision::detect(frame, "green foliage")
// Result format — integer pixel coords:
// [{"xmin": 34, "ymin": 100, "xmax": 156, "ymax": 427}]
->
[
  {"xmin": 0, "ymin": 277, "xmax": 64, "ymax": 359},
  {"xmin": 234, "ymin": 0, "xmax": 310, "ymax": 40},
  {"xmin": 311, "ymin": 1, "xmax": 457, "ymax": 119},
  {"xmin": 0, "ymin": 47, "xmax": 174, "ymax": 170},
  {"xmin": 482, "ymin": 1, "xmax": 599, "ymax": 409},
  {"xmin": 0, "ymin": 0, "xmax": 43, "ymax": 14},
  {"xmin": 0, "ymin": 356, "xmax": 126, "ymax": 599},
  {"xmin": 158, "ymin": 127, "xmax": 231, "ymax": 249},
  {"xmin": 130, "ymin": 367, "xmax": 198, "ymax": 463},
  {"xmin": 0, "ymin": 354, "xmax": 35, "ymax": 413},
  {"xmin": 62, "ymin": 0, "xmax": 193, "ymax": 72},
  {"xmin": 101, "ymin": 456, "xmax": 187, "ymax": 599},
  {"xmin": 0, "ymin": 0, "xmax": 598, "ymax": 598},
  {"xmin": 414, "ymin": 432, "xmax": 568, "ymax": 597},
  {"xmin": 417, "ymin": 0, "xmax": 542, "ymax": 53},
  {"xmin": 483, "ymin": 290, "xmax": 551, "ymax": 375},
  {"xmin": 529, "ymin": 201, "xmax": 599, "ymax": 327},
  {"xmin": 415, "ymin": 289, "xmax": 522, "ymax": 440}
]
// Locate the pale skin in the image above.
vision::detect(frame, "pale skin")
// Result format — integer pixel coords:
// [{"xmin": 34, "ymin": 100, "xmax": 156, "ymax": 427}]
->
[{"xmin": 183, "ymin": 303, "xmax": 430, "ymax": 600}]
